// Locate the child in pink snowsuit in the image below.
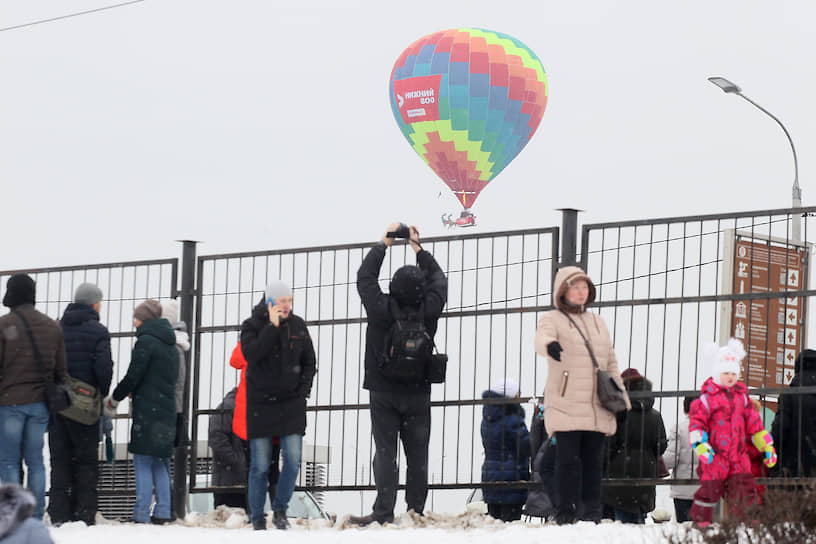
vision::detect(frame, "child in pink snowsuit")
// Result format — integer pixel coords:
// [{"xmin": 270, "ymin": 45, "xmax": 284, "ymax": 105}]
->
[{"xmin": 688, "ymin": 339, "xmax": 777, "ymax": 526}]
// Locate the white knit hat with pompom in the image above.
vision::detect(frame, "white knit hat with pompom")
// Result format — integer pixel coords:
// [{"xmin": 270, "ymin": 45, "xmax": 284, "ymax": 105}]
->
[{"xmin": 705, "ymin": 338, "xmax": 746, "ymax": 384}]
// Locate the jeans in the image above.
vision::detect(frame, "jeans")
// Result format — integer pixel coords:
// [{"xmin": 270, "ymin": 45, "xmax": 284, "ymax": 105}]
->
[
  {"xmin": 248, "ymin": 434, "xmax": 302, "ymax": 523},
  {"xmin": 0, "ymin": 403, "xmax": 50, "ymax": 519},
  {"xmin": 132, "ymin": 454, "xmax": 171, "ymax": 522}
]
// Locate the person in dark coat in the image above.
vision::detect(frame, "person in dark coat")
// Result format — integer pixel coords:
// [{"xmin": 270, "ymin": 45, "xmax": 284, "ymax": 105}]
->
[
  {"xmin": 349, "ymin": 223, "xmax": 448, "ymax": 526},
  {"xmin": 240, "ymin": 280, "xmax": 316, "ymax": 531},
  {"xmin": 601, "ymin": 368, "xmax": 668, "ymax": 524},
  {"xmin": 209, "ymin": 387, "xmax": 248, "ymax": 509},
  {"xmin": 47, "ymin": 283, "xmax": 113, "ymax": 525},
  {"xmin": 480, "ymin": 378, "xmax": 531, "ymax": 522},
  {"xmin": 0, "ymin": 274, "xmax": 69, "ymax": 520},
  {"xmin": 348, "ymin": 223, "xmax": 447, "ymax": 527},
  {"xmin": 771, "ymin": 348, "xmax": 816, "ymax": 478},
  {"xmin": 0, "ymin": 484, "xmax": 53, "ymax": 544},
  {"xmin": 103, "ymin": 299, "xmax": 178, "ymax": 524}
]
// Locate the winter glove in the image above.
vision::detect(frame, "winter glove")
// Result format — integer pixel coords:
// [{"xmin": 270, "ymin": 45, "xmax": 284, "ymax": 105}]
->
[
  {"xmin": 546, "ymin": 341, "xmax": 562, "ymax": 362},
  {"xmin": 751, "ymin": 430, "xmax": 778, "ymax": 468},
  {"xmin": 103, "ymin": 396, "xmax": 119, "ymax": 417},
  {"xmin": 689, "ymin": 430, "xmax": 715, "ymax": 465}
]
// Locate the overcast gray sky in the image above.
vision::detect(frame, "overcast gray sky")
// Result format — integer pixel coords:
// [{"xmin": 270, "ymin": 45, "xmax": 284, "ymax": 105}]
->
[{"xmin": 2, "ymin": 0, "xmax": 814, "ymax": 269}]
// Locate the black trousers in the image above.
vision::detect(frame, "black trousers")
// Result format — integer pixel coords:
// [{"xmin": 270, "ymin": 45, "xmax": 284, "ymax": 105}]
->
[
  {"xmin": 553, "ymin": 430, "xmax": 605, "ymax": 523},
  {"xmin": 487, "ymin": 503, "xmax": 523, "ymax": 522},
  {"xmin": 674, "ymin": 498, "xmax": 693, "ymax": 523},
  {"xmin": 47, "ymin": 414, "xmax": 100, "ymax": 524},
  {"xmin": 370, "ymin": 391, "xmax": 431, "ymax": 523}
]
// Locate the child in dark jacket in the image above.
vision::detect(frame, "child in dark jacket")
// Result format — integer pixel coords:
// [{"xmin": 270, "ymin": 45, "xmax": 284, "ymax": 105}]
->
[
  {"xmin": 688, "ymin": 339, "xmax": 777, "ymax": 526},
  {"xmin": 480, "ymin": 378, "xmax": 531, "ymax": 522}
]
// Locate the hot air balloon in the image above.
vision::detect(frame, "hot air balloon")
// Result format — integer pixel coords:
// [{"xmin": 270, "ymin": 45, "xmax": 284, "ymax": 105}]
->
[{"xmin": 389, "ymin": 28, "xmax": 548, "ymax": 221}]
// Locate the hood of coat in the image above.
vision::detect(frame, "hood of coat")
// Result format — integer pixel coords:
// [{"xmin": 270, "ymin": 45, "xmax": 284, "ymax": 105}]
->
[
  {"xmin": 173, "ymin": 323, "xmax": 190, "ymax": 352},
  {"xmin": 624, "ymin": 374, "xmax": 654, "ymax": 411},
  {"xmin": 552, "ymin": 266, "xmax": 596, "ymax": 312},
  {"xmin": 60, "ymin": 302, "xmax": 100, "ymax": 326},
  {"xmin": 0, "ymin": 484, "xmax": 35, "ymax": 540},
  {"xmin": 700, "ymin": 376, "xmax": 747, "ymax": 396},
  {"xmin": 796, "ymin": 349, "xmax": 816, "ymax": 374},
  {"xmin": 229, "ymin": 342, "xmax": 247, "ymax": 371},
  {"xmin": 218, "ymin": 387, "xmax": 238, "ymax": 412},
  {"xmin": 481, "ymin": 389, "xmax": 525, "ymax": 422},
  {"xmin": 136, "ymin": 317, "xmax": 176, "ymax": 345},
  {"xmin": 791, "ymin": 369, "xmax": 816, "ymax": 387}
]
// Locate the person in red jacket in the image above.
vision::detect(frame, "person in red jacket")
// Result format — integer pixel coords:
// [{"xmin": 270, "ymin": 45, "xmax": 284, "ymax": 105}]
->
[
  {"xmin": 228, "ymin": 343, "xmax": 279, "ymax": 508},
  {"xmin": 688, "ymin": 339, "xmax": 777, "ymax": 526}
]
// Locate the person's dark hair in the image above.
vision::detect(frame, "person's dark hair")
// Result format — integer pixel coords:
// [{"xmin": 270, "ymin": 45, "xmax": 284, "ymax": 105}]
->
[{"xmin": 683, "ymin": 394, "xmax": 699, "ymax": 414}]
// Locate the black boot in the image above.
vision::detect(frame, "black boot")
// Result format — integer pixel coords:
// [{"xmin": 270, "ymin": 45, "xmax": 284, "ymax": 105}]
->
[
  {"xmin": 272, "ymin": 510, "xmax": 289, "ymax": 530},
  {"xmin": 348, "ymin": 514, "xmax": 376, "ymax": 526},
  {"xmin": 252, "ymin": 517, "xmax": 266, "ymax": 531}
]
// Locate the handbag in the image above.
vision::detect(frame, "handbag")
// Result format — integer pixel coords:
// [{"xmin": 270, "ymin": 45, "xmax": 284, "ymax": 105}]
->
[
  {"xmin": 59, "ymin": 377, "xmax": 102, "ymax": 425},
  {"xmin": 560, "ymin": 310, "xmax": 628, "ymax": 414},
  {"xmin": 15, "ymin": 311, "xmax": 73, "ymax": 414}
]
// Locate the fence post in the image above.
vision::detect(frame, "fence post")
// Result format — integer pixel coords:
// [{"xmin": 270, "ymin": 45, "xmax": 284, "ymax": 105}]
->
[
  {"xmin": 558, "ymin": 208, "xmax": 580, "ymax": 267},
  {"xmin": 174, "ymin": 240, "xmax": 197, "ymax": 519}
]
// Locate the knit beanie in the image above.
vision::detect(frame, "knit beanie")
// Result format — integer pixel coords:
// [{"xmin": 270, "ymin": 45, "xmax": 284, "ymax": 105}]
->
[
  {"xmin": 706, "ymin": 338, "xmax": 745, "ymax": 384},
  {"xmin": 264, "ymin": 280, "xmax": 292, "ymax": 304},
  {"xmin": 490, "ymin": 378, "xmax": 520, "ymax": 398},
  {"xmin": 74, "ymin": 282, "xmax": 103, "ymax": 305},
  {"xmin": 2, "ymin": 274, "xmax": 36, "ymax": 308},
  {"xmin": 389, "ymin": 265, "xmax": 425, "ymax": 307},
  {"xmin": 133, "ymin": 299, "xmax": 162, "ymax": 322},
  {"xmin": 161, "ymin": 300, "xmax": 180, "ymax": 325}
]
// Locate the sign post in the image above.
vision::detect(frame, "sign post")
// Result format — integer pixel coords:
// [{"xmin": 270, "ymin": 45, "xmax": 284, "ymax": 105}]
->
[{"xmin": 720, "ymin": 231, "xmax": 808, "ymax": 394}]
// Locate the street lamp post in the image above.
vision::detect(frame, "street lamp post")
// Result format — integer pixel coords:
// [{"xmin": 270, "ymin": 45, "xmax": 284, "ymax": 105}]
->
[{"xmin": 708, "ymin": 76, "xmax": 802, "ymax": 241}]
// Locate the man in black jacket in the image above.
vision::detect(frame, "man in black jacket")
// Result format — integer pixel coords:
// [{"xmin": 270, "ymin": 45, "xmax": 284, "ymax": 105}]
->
[
  {"xmin": 0, "ymin": 274, "xmax": 69, "ymax": 520},
  {"xmin": 47, "ymin": 282, "xmax": 113, "ymax": 525},
  {"xmin": 349, "ymin": 223, "xmax": 447, "ymax": 526},
  {"xmin": 771, "ymin": 349, "xmax": 816, "ymax": 478},
  {"xmin": 240, "ymin": 280, "xmax": 316, "ymax": 531}
]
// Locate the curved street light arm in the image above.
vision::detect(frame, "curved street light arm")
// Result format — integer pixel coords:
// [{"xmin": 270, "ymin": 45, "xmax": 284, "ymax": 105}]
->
[{"xmin": 736, "ymin": 92, "xmax": 801, "ymax": 204}]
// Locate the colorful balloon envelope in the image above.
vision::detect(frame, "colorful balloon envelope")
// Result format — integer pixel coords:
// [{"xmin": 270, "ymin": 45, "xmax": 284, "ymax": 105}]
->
[{"xmin": 389, "ymin": 28, "xmax": 548, "ymax": 210}]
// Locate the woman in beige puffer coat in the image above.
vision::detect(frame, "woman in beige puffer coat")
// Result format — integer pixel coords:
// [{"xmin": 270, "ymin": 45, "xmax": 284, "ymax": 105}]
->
[{"xmin": 535, "ymin": 266, "xmax": 630, "ymax": 524}]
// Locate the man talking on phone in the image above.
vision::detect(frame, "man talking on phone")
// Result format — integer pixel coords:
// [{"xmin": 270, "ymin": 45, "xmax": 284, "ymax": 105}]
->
[
  {"xmin": 240, "ymin": 280, "xmax": 316, "ymax": 530},
  {"xmin": 349, "ymin": 222, "xmax": 448, "ymax": 526}
]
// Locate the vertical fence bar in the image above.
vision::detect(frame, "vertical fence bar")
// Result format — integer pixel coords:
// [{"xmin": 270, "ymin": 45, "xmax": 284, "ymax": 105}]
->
[{"xmin": 175, "ymin": 241, "xmax": 197, "ymax": 518}]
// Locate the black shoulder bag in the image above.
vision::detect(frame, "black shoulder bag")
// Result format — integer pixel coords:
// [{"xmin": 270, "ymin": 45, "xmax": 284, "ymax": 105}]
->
[
  {"xmin": 15, "ymin": 311, "xmax": 73, "ymax": 414},
  {"xmin": 560, "ymin": 310, "xmax": 628, "ymax": 414}
]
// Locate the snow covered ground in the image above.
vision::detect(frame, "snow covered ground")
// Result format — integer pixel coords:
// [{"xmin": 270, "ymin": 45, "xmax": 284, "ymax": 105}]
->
[{"xmin": 48, "ymin": 509, "xmax": 682, "ymax": 544}]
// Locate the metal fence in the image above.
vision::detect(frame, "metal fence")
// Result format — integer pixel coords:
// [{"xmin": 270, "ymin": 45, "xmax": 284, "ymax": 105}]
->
[
  {"xmin": 4, "ymin": 206, "xmax": 816, "ymax": 520},
  {"xmin": 580, "ymin": 206, "xmax": 816, "ymax": 486},
  {"xmin": 0, "ymin": 259, "xmax": 178, "ymax": 518},
  {"xmin": 188, "ymin": 227, "xmax": 559, "ymax": 513}
]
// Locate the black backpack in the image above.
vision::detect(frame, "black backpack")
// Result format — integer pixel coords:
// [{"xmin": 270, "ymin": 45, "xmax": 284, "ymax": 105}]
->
[{"xmin": 380, "ymin": 300, "xmax": 433, "ymax": 384}]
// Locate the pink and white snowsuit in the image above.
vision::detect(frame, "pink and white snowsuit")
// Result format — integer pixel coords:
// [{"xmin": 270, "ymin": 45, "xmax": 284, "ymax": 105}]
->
[{"xmin": 688, "ymin": 377, "xmax": 764, "ymax": 523}]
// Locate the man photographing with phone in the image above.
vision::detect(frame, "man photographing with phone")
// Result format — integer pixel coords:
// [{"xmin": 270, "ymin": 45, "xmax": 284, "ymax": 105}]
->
[{"xmin": 349, "ymin": 222, "xmax": 448, "ymax": 526}]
